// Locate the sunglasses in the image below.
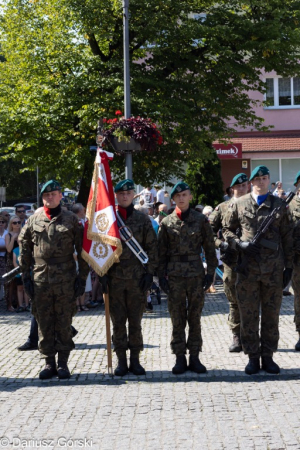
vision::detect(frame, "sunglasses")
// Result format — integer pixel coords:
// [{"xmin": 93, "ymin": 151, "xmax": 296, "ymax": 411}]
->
[
  {"xmin": 17, "ymin": 210, "xmax": 25, "ymax": 213},
  {"xmin": 12, "ymin": 221, "xmax": 21, "ymax": 225},
  {"xmin": 0, "ymin": 221, "xmax": 5, "ymax": 224}
]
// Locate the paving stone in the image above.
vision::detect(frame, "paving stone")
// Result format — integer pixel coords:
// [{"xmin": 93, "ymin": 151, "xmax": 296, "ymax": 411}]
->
[{"xmin": 0, "ymin": 287, "xmax": 300, "ymax": 448}]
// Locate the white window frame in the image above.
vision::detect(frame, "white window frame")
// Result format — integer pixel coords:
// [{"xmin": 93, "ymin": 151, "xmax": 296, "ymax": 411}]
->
[
  {"xmin": 264, "ymin": 77, "xmax": 300, "ymax": 110},
  {"xmin": 251, "ymin": 157, "xmax": 300, "ymax": 192}
]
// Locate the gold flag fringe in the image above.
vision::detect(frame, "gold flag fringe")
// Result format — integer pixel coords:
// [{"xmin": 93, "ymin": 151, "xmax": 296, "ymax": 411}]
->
[{"xmin": 82, "ymin": 155, "xmax": 123, "ymax": 276}]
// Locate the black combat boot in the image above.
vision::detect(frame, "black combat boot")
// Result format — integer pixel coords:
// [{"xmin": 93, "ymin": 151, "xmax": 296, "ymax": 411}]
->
[
  {"xmin": 128, "ymin": 350, "xmax": 146, "ymax": 375},
  {"xmin": 39, "ymin": 357, "xmax": 57, "ymax": 380},
  {"xmin": 57, "ymin": 361, "xmax": 71, "ymax": 379},
  {"xmin": 129, "ymin": 358, "xmax": 146, "ymax": 375},
  {"xmin": 114, "ymin": 353, "xmax": 128, "ymax": 377},
  {"xmin": 261, "ymin": 356, "xmax": 280, "ymax": 374},
  {"xmin": 245, "ymin": 357, "xmax": 260, "ymax": 375},
  {"xmin": 295, "ymin": 333, "xmax": 300, "ymax": 351},
  {"xmin": 229, "ymin": 334, "xmax": 242, "ymax": 353},
  {"xmin": 188, "ymin": 355, "xmax": 207, "ymax": 374},
  {"xmin": 172, "ymin": 355, "xmax": 187, "ymax": 375}
]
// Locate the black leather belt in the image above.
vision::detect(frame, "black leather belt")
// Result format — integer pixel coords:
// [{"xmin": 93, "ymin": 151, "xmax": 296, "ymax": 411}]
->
[
  {"xmin": 169, "ymin": 255, "xmax": 200, "ymax": 262},
  {"xmin": 34, "ymin": 255, "xmax": 74, "ymax": 265}
]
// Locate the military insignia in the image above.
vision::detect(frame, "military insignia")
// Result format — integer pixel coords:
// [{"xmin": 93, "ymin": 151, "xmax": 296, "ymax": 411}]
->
[
  {"xmin": 177, "ymin": 187, "xmax": 182, "ymax": 192},
  {"xmin": 238, "ymin": 177, "xmax": 242, "ymax": 183},
  {"xmin": 95, "ymin": 213, "xmax": 109, "ymax": 233},
  {"xmin": 122, "ymin": 185, "xmax": 127, "ymax": 190},
  {"xmin": 258, "ymin": 170, "xmax": 262, "ymax": 176},
  {"xmin": 47, "ymin": 186, "xmax": 51, "ymax": 191},
  {"xmin": 92, "ymin": 242, "xmax": 109, "ymax": 259}
]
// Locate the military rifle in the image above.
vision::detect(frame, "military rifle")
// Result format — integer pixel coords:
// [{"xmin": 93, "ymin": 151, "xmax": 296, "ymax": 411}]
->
[
  {"xmin": 1, "ymin": 266, "xmax": 21, "ymax": 284},
  {"xmin": 235, "ymin": 189, "xmax": 296, "ymax": 276}
]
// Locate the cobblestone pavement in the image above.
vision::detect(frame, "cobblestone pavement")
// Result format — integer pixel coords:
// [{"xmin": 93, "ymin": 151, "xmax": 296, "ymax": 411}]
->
[{"xmin": 0, "ymin": 283, "xmax": 300, "ymax": 449}]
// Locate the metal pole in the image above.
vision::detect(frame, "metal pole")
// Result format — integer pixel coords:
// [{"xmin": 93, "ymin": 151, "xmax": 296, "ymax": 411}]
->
[
  {"xmin": 123, "ymin": 0, "xmax": 132, "ymax": 179},
  {"xmin": 36, "ymin": 166, "xmax": 40, "ymax": 207}
]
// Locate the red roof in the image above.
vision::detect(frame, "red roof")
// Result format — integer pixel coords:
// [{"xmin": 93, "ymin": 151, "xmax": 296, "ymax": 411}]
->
[{"xmin": 215, "ymin": 131, "xmax": 300, "ymax": 153}]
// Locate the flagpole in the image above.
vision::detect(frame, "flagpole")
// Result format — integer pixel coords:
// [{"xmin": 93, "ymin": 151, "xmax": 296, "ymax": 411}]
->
[
  {"xmin": 123, "ymin": 0, "xmax": 132, "ymax": 179},
  {"xmin": 104, "ymin": 292, "xmax": 113, "ymax": 375}
]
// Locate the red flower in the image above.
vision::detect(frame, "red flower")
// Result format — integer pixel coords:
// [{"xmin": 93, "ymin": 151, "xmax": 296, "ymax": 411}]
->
[
  {"xmin": 115, "ymin": 110, "xmax": 122, "ymax": 116},
  {"xmin": 158, "ymin": 136, "xmax": 163, "ymax": 145},
  {"xmin": 103, "ymin": 118, "xmax": 107, "ymax": 123},
  {"xmin": 112, "ymin": 118, "xmax": 118, "ymax": 123}
]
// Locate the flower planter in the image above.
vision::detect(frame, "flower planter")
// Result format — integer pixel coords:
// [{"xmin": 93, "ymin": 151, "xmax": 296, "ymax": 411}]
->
[{"xmin": 109, "ymin": 136, "xmax": 142, "ymax": 154}]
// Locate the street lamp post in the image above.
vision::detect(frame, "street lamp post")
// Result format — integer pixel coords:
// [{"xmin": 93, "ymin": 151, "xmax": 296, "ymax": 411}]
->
[
  {"xmin": 123, "ymin": 0, "xmax": 132, "ymax": 179},
  {"xmin": 36, "ymin": 166, "xmax": 40, "ymax": 207}
]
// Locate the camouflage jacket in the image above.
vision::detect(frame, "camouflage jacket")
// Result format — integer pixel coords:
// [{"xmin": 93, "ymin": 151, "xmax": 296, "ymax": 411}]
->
[
  {"xmin": 209, "ymin": 200, "xmax": 230, "ymax": 248},
  {"xmin": 223, "ymin": 193, "xmax": 293, "ymax": 268},
  {"xmin": 19, "ymin": 209, "xmax": 89, "ymax": 284},
  {"xmin": 288, "ymin": 194, "xmax": 300, "ymax": 264},
  {"xmin": 107, "ymin": 209, "xmax": 158, "ymax": 280},
  {"xmin": 157, "ymin": 208, "xmax": 218, "ymax": 278}
]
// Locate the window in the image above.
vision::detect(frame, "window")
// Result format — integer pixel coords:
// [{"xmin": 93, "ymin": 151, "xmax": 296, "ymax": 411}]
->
[
  {"xmin": 251, "ymin": 158, "xmax": 297, "ymax": 193},
  {"xmin": 265, "ymin": 77, "xmax": 300, "ymax": 108}
]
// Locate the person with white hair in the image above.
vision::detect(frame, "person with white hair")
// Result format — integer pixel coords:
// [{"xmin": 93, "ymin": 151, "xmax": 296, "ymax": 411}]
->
[{"xmin": 202, "ymin": 206, "xmax": 213, "ymax": 217}]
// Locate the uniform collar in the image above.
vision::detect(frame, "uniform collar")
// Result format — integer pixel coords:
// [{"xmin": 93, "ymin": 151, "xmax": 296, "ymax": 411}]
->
[
  {"xmin": 175, "ymin": 206, "xmax": 191, "ymax": 221},
  {"xmin": 117, "ymin": 203, "xmax": 134, "ymax": 220},
  {"xmin": 250, "ymin": 192, "xmax": 271, "ymax": 207},
  {"xmin": 43, "ymin": 205, "xmax": 61, "ymax": 220}
]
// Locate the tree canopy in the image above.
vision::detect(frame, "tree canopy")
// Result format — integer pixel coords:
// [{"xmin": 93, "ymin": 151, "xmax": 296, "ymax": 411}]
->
[
  {"xmin": 0, "ymin": 0, "xmax": 300, "ymax": 187},
  {"xmin": 186, "ymin": 144, "xmax": 224, "ymax": 208}
]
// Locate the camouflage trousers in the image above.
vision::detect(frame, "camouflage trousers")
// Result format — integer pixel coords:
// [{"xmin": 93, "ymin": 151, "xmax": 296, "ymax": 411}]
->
[
  {"xmin": 223, "ymin": 264, "xmax": 240, "ymax": 334},
  {"xmin": 108, "ymin": 276, "xmax": 146, "ymax": 357},
  {"xmin": 236, "ymin": 265, "xmax": 283, "ymax": 358},
  {"xmin": 168, "ymin": 276, "xmax": 205, "ymax": 356},
  {"xmin": 32, "ymin": 280, "xmax": 77, "ymax": 360},
  {"xmin": 292, "ymin": 265, "xmax": 300, "ymax": 332}
]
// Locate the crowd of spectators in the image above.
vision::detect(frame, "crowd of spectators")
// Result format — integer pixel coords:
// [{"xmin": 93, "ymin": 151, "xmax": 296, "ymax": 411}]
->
[{"xmin": 0, "ymin": 207, "xmax": 28, "ymax": 312}]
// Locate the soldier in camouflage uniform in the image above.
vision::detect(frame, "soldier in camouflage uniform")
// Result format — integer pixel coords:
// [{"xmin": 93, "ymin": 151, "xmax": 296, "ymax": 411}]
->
[
  {"xmin": 210, "ymin": 173, "xmax": 248, "ymax": 353},
  {"xmin": 223, "ymin": 166, "xmax": 293, "ymax": 375},
  {"xmin": 157, "ymin": 182, "xmax": 217, "ymax": 375},
  {"xmin": 289, "ymin": 171, "xmax": 300, "ymax": 350},
  {"xmin": 99, "ymin": 179, "xmax": 158, "ymax": 377},
  {"xmin": 19, "ymin": 180, "xmax": 89, "ymax": 379}
]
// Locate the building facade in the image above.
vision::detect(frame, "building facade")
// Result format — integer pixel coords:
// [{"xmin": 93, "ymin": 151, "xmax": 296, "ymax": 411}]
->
[{"xmin": 215, "ymin": 69, "xmax": 300, "ymax": 193}]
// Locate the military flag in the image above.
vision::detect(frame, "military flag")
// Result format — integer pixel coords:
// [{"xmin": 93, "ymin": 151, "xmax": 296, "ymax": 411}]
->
[{"xmin": 82, "ymin": 148, "xmax": 122, "ymax": 276}]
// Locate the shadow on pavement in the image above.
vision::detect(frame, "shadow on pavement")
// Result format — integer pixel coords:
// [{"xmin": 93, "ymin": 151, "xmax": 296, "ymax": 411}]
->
[{"xmin": 1, "ymin": 368, "xmax": 300, "ymax": 392}]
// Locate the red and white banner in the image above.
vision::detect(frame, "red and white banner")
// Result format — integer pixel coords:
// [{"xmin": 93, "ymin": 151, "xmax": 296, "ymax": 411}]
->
[{"xmin": 82, "ymin": 148, "xmax": 122, "ymax": 276}]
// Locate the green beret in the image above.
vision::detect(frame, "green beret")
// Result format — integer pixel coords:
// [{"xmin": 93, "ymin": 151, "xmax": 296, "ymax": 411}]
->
[
  {"xmin": 40, "ymin": 180, "xmax": 62, "ymax": 195},
  {"xmin": 294, "ymin": 171, "xmax": 300, "ymax": 186},
  {"xmin": 170, "ymin": 182, "xmax": 190, "ymax": 199},
  {"xmin": 230, "ymin": 173, "xmax": 249, "ymax": 188},
  {"xmin": 249, "ymin": 165, "xmax": 270, "ymax": 181},
  {"xmin": 114, "ymin": 179, "xmax": 135, "ymax": 193}
]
